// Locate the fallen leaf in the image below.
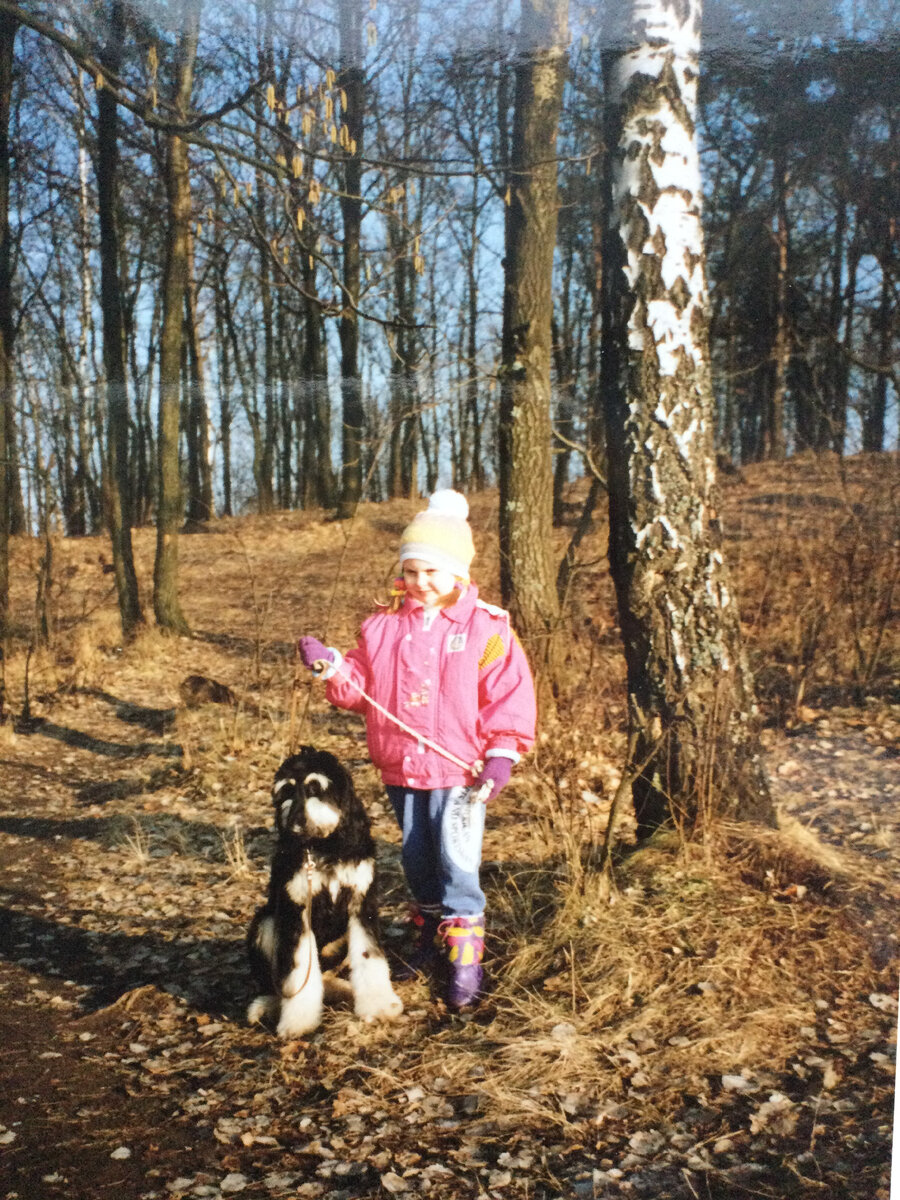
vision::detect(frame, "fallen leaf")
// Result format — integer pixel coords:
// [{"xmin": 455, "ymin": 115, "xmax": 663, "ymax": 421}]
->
[
  {"xmin": 749, "ymin": 1093, "xmax": 798, "ymax": 1136},
  {"xmin": 868, "ymin": 993, "xmax": 898, "ymax": 1013}
]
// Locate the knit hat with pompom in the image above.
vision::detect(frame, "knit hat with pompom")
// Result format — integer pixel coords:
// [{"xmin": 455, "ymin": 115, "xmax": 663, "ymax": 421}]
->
[{"xmin": 399, "ymin": 490, "xmax": 476, "ymax": 580}]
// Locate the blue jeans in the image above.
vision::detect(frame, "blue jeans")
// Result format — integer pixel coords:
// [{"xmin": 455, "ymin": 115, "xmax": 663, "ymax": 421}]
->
[{"xmin": 386, "ymin": 786, "xmax": 485, "ymax": 917}]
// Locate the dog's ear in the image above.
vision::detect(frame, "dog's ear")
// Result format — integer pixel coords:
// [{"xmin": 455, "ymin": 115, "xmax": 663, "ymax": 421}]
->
[
  {"xmin": 271, "ymin": 771, "xmax": 299, "ymax": 834},
  {"xmin": 318, "ymin": 750, "xmax": 354, "ymax": 796}
]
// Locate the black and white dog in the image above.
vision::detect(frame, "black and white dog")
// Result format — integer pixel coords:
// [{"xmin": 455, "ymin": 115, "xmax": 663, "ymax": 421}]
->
[{"xmin": 247, "ymin": 746, "xmax": 403, "ymax": 1038}]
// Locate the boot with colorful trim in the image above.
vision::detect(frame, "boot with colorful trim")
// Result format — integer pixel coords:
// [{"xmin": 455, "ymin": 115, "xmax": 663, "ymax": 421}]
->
[
  {"xmin": 439, "ymin": 915, "xmax": 484, "ymax": 1009},
  {"xmin": 394, "ymin": 905, "xmax": 441, "ymax": 981}
]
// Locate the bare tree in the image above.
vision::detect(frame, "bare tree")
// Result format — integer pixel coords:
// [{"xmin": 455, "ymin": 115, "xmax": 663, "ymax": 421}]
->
[
  {"xmin": 153, "ymin": 3, "xmax": 199, "ymax": 635},
  {"xmin": 183, "ymin": 221, "xmax": 213, "ymax": 526},
  {"xmin": 601, "ymin": 0, "xmax": 774, "ymax": 835},
  {"xmin": 0, "ymin": 9, "xmax": 16, "ymax": 655},
  {"xmin": 336, "ymin": 0, "xmax": 365, "ymax": 518},
  {"xmin": 96, "ymin": 0, "xmax": 143, "ymax": 637},
  {"xmin": 498, "ymin": 0, "xmax": 568, "ymax": 688}
]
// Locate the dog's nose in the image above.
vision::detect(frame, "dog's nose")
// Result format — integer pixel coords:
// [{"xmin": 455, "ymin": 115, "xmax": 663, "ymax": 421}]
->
[{"xmin": 279, "ymin": 793, "xmax": 306, "ymax": 833}]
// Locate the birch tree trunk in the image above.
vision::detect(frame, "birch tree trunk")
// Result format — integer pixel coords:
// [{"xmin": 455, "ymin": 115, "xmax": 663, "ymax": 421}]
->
[
  {"xmin": 601, "ymin": 0, "xmax": 774, "ymax": 835},
  {"xmin": 153, "ymin": 6, "xmax": 198, "ymax": 635},
  {"xmin": 498, "ymin": 0, "xmax": 567, "ymax": 689}
]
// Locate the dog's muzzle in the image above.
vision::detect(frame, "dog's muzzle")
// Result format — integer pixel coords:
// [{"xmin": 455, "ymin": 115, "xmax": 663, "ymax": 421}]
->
[{"xmin": 275, "ymin": 775, "xmax": 340, "ymax": 837}]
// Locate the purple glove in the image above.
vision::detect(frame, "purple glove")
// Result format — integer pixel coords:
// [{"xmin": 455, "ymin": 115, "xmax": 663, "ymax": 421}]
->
[
  {"xmin": 475, "ymin": 756, "xmax": 513, "ymax": 801},
  {"xmin": 297, "ymin": 636, "xmax": 333, "ymax": 672}
]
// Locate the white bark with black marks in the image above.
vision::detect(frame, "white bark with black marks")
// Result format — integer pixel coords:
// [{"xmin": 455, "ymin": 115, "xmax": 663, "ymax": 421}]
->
[{"xmin": 601, "ymin": 0, "xmax": 773, "ymax": 833}]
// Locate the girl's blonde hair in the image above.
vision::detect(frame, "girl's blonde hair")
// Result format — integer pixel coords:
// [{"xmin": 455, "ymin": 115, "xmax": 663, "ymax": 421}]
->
[{"xmin": 377, "ymin": 567, "xmax": 469, "ymax": 613}]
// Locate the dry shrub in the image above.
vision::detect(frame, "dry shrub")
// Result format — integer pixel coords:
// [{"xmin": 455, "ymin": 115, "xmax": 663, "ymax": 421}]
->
[
  {"xmin": 123, "ymin": 626, "xmax": 185, "ymax": 683},
  {"xmin": 727, "ymin": 452, "xmax": 899, "ymax": 716},
  {"xmin": 70, "ymin": 625, "xmax": 101, "ymax": 686}
]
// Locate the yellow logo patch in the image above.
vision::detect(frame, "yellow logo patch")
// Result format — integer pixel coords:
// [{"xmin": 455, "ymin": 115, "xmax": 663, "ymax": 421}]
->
[{"xmin": 478, "ymin": 633, "xmax": 505, "ymax": 670}]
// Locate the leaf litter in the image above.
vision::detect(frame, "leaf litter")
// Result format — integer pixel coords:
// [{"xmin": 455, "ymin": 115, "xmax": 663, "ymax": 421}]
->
[{"xmin": 0, "ymin": 458, "xmax": 897, "ymax": 1199}]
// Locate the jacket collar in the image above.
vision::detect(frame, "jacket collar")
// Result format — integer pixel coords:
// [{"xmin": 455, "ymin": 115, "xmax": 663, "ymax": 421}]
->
[{"xmin": 403, "ymin": 582, "xmax": 479, "ymax": 625}]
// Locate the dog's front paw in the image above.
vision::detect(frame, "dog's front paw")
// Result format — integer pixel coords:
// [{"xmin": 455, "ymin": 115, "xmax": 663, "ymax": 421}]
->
[
  {"xmin": 247, "ymin": 994, "xmax": 278, "ymax": 1026},
  {"xmin": 276, "ymin": 989, "xmax": 324, "ymax": 1037},
  {"xmin": 354, "ymin": 985, "xmax": 404, "ymax": 1023}
]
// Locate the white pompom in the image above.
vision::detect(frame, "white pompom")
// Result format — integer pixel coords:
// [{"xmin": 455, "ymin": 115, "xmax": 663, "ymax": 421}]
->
[{"xmin": 427, "ymin": 489, "xmax": 469, "ymax": 519}]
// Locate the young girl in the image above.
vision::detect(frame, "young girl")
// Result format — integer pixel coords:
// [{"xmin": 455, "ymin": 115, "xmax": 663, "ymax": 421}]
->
[{"xmin": 298, "ymin": 490, "xmax": 536, "ymax": 1009}]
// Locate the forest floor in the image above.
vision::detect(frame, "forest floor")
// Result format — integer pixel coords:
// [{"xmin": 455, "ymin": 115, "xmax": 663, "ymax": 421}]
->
[{"xmin": 0, "ymin": 453, "xmax": 897, "ymax": 1200}]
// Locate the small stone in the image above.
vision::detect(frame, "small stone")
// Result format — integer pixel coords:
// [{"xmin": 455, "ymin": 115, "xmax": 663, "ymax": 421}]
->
[
  {"xmin": 721, "ymin": 1074, "xmax": 756, "ymax": 1093},
  {"xmin": 551, "ymin": 1022, "xmax": 577, "ymax": 1041},
  {"xmin": 628, "ymin": 1129, "xmax": 666, "ymax": 1156}
]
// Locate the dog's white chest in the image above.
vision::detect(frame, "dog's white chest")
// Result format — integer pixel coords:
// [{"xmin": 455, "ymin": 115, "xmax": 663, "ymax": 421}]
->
[{"xmin": 286, "ymin": 858, "xmax": 375, "ymax": 905}]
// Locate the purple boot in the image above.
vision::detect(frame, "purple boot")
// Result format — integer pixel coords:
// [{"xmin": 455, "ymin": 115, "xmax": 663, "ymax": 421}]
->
[
  {"xmin": 439, "ymin": 915, "xmax": 485, "ymax": 1009},
  {"xmin": 394, "ymin": 905, "xmax": 441, "ymax": 981}
]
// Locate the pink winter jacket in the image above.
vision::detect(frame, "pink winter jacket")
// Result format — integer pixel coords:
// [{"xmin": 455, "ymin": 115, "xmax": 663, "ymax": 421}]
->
[{"xmin": 324, "ymin": 584, "xmax": 536, "ymax": 789}]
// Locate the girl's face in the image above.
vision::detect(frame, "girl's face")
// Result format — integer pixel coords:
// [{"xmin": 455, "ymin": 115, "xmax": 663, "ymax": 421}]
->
[{"xmin": 402, "ymin": 559, "xmax": 458, "ymax": 606}]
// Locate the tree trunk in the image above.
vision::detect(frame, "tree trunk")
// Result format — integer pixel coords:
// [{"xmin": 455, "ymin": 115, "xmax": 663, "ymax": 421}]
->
[
  {"xmin": 0, "ymin": 10, "xmax": 15, "ymax": 647},
  {"xmin": 153, "ymin": 8, "xmax": 198, "ymax": 635},
  {"xmin": 386, "ymin": 180, "xmax": 421, "ymax": 499},
  {"xmin": 254, "ymin": 130, "xmax": 276, "ymax": 514},
  {"xmin": 825, "ymin": 190, "xmax": 847, "ymax": 455},
  {"xmin": 96, "ymin": 0, "xmax": 143, "ymax": 638},
  {"xmin": 183, "ymin": 224, "xmax": 213, "ymax": 526},
  {"xmin": 70, "ymin": 66, "xmax": 93, "ymax": 537},
  {"xmin": 212, "ymin": 190, "xmax": 233, "ymax": 516},
  {"xmin": 498, "ymin": 0, "xmax": 567, "ymax": 690},
  {"xmin": 765, "ymin": 146, "xmax": 789, "ymax": 461},
  {"xmin": 551, "ymin": 312, "xmax": 574, "ymax": 523},
  {"xmin": 306, "ymin": 254, "xmax": 333, "ymax": 508},
  {"xmin": 276, "ymin": 286, "xmax": 293, "ymax": 509},
  {"xmin": 601, "ymin": 0, "xmax": 774, "ymax": 836},
  {"xmin": 465, "ymin": 178, "xmax": 483, "ymax": 491},
  {"xmin": 863, "ymin": 254, "xmax": 891, "ymax": 452},
  {"xmin": 131, "ymin": 291, "xmax": 159, "ymax": 524},
  {"xmin": 336, "ymin": 0, "xmax": 365, "ymax": 518}
]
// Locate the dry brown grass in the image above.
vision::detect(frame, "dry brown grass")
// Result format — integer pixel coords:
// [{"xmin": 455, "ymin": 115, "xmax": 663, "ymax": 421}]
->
[{"xmin": 303, "ymin": 802, "xmax": 891, "ymax": 1132}]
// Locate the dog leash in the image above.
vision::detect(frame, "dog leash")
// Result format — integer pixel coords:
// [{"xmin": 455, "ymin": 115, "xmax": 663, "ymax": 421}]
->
[
  {"xmin": 312, "ymin": 658, "xmax": 493, "ymax": 804},
  {"xmin": 280, "ymin": 850, "xmax": 317, "ymax": 1000}
]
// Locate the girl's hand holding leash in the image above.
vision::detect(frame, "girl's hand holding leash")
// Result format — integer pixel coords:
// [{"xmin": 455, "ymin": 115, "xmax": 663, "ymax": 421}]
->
[
  {"xmin": 472, "ymin": 756, "xmax": 512, "ymax": 803},
  {"xmin": 298, "ymin": 636, "xmax": 333, "ymax": 675}
]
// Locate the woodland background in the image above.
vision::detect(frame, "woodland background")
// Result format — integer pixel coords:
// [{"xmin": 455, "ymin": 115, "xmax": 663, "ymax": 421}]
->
[{"xmin": 0, "ymin": 0, "xmax": 896, "ymax": 544}]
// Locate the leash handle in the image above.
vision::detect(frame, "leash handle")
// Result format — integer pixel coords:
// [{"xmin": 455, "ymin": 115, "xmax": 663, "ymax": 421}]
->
[{"xmin": 468, "ymin": 779, "xmax": 494, "ymax": 805}]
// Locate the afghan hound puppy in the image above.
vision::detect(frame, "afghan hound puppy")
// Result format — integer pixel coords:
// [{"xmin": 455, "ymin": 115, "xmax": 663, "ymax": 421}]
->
[{"xmin": 247, "ymin": 746, "xmax": 403, "ymax": 1038}]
